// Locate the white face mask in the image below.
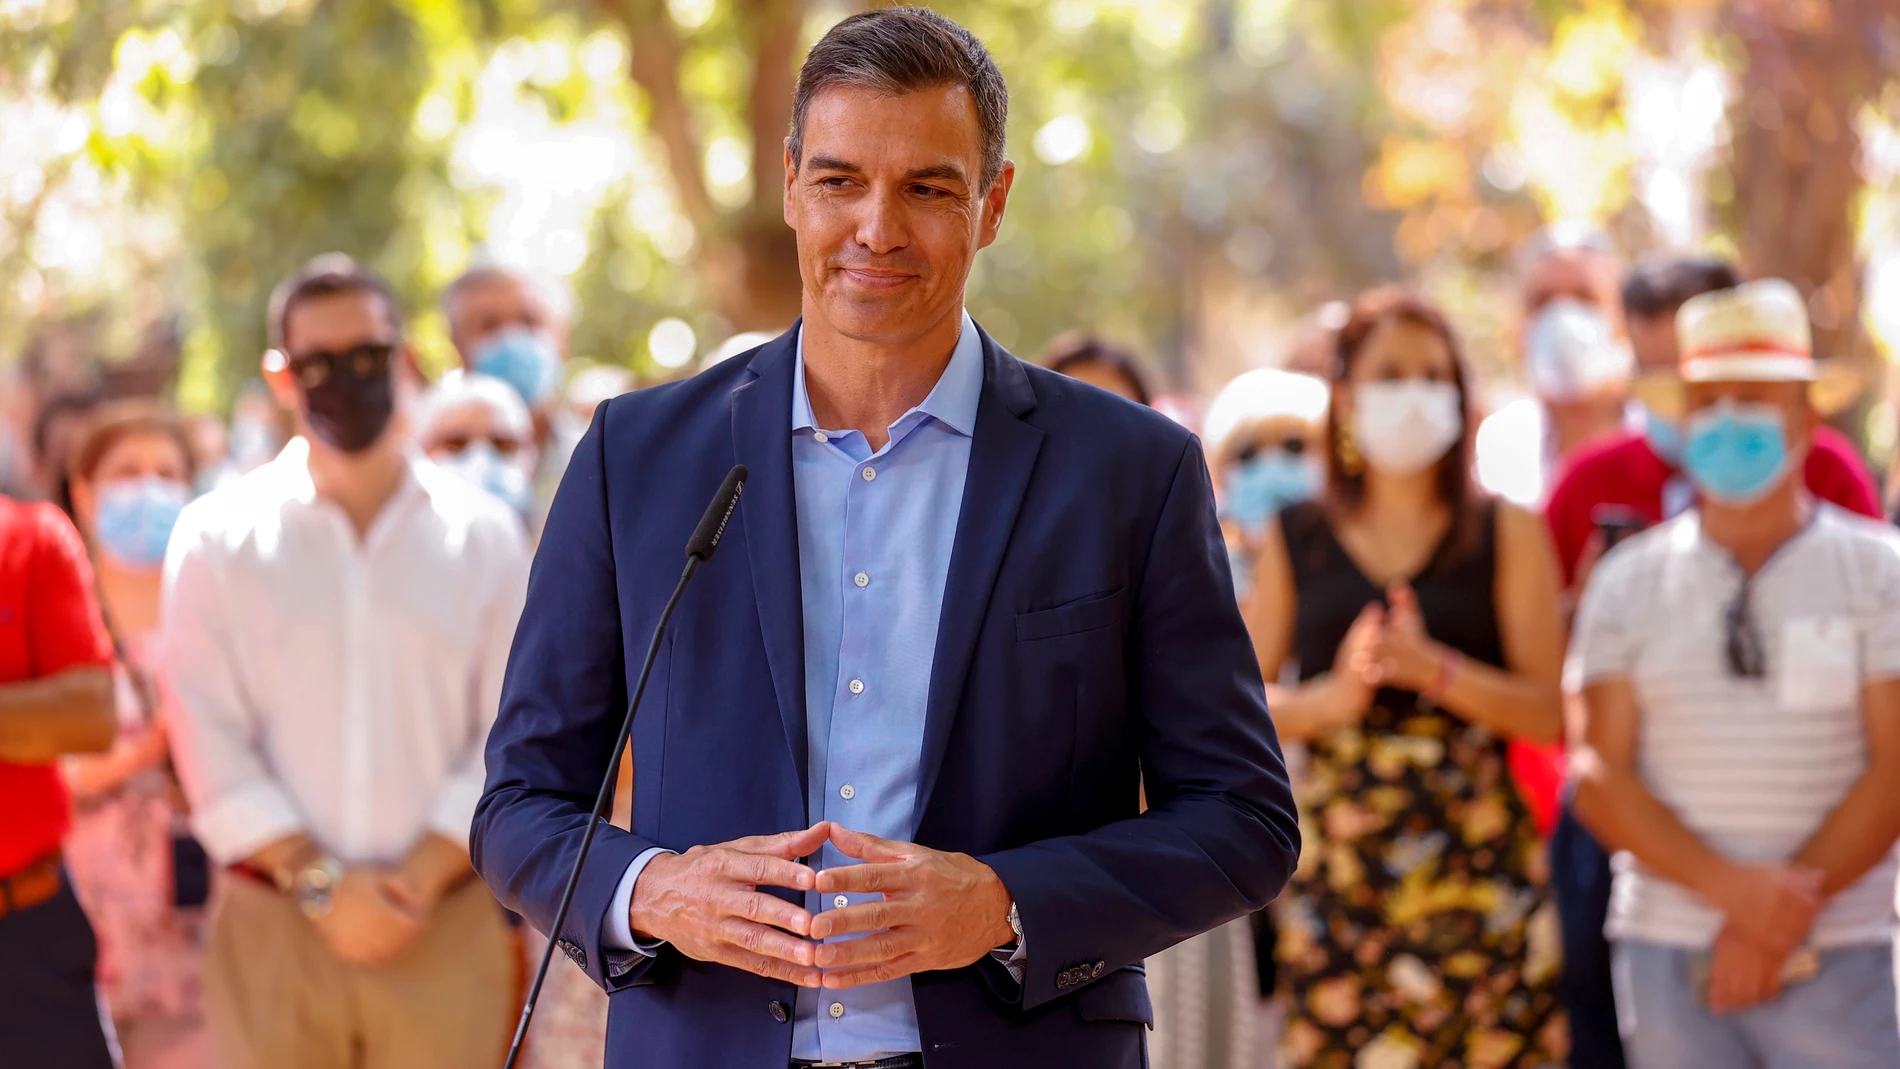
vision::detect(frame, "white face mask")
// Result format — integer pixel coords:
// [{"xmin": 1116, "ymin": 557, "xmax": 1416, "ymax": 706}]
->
[
  {"xmin": 1524, "ymin": 298, "xmax": 1632, "ymax": 402},
  {"xmin": 1352, "ymin": 380, "xmax": 1463, "ymax": 476}
]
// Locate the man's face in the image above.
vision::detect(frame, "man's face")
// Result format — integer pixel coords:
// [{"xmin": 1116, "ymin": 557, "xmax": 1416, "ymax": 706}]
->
[
  {"xmin": 266, "ymin": 290, "xmax": 409, "ymax": 429},
  {"xmin": 784, "ymin": 83, "xmax": 1013, "ymax": 347},
  {"xmin": 1627, "ymin": 309, "xmax": 1680, "ymax": 374},
  {"xmin": 450, "ymin": 275, "xmax": 562, "ymax": 362},
  {"xmin": 1521, "ymin": 248, "xmax": 1622, "ymax": 325}
]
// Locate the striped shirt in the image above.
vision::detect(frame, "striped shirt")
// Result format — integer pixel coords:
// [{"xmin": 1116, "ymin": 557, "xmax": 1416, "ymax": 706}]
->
[{"xmin": 1569, "ymin": 504, "xmax": 1900, "ymax": 949}]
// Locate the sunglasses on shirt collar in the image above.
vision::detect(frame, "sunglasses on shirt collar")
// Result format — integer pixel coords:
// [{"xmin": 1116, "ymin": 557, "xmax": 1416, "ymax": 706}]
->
[
  {"xmin": 286, "ymin": 342, "xmax": 395, "ymax": 389},
  {"xmin": 1725, "ymin": 579, "xmax": 1766, "ymax": 679}
]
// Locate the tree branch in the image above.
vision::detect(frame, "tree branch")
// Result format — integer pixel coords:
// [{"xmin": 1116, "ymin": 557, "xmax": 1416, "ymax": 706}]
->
[{"xmin": 599, "ymin": 0, "xmax": 718, "ymax": 229}]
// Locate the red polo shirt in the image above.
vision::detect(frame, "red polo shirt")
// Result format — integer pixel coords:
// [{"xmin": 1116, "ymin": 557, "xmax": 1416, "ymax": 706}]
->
[
  {"xmin": 0, "ymin": 496, "xmax": 114, "ymax": 877},
  {"xmin": 1545, "ymin": 425, "xmax": 1881, "ymax": 587}
]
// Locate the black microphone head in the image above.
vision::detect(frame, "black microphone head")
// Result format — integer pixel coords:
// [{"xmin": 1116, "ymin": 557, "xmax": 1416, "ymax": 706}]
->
[{"xmin": 685, "ymin": 465, "xmax": 748, "ymax": 561}]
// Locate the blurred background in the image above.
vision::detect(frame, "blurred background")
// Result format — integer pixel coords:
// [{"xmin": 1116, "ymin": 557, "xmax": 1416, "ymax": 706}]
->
[{"xmin": 2, "ymin": 0, "xmax": 1898, "ymax": 465}]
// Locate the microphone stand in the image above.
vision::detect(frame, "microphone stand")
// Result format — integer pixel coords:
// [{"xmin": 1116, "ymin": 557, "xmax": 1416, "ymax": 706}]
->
[{"xmin": 502, "ymin": 464, "xmax": 745, "ymax": 1069}]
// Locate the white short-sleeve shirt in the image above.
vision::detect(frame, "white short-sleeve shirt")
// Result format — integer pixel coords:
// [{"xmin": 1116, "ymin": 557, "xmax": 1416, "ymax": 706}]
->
[{"xmin": 1569, "ymin": 503, "xmax": 1900, "ymax": 949}]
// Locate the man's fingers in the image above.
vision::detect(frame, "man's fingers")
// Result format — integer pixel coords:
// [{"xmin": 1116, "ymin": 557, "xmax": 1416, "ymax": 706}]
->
[
  {"xmin": 814, "ymin": 929, "xmax": 914, "ymax": 969},
  {"xmin": 809, "ymin": 900, "xmax": 901, "ymax": 941},
  {"xmin": 718, "ymin": 917, "xmax": 817, "ymax": 968},
  {"xmin": 827, "ymin": 825, "xmax": 911, "ymax": 863},
  {"xmin": 820, "ymin": 953, "xmax": 928, "ymax": 990},
  {"xmin": 718, "ymin": 947, "xmax": 823, "ymax": 989},
  {"xmin": 727, "ymin": 822, "xmax": 832, "ymax": 861},
  {"xmin": 717, "ymin": 850, "xmax": 817, "ymax": 893},
  {"xmin": 815, "ymin": 861, "xmax": 909, "ymax": 895},
  {"xmin": 726, "ymin": 889, "xmax": 816, "ymax": 938}
]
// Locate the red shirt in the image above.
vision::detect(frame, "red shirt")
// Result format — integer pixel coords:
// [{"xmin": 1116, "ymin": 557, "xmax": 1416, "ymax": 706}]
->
[
  {"xmin": 0, "ymin": 496, "xmax": 114, "ymax": 876},
  {"xmin": 1545, "ymin": 425, "xmax": 1881, "ymax": 587}
]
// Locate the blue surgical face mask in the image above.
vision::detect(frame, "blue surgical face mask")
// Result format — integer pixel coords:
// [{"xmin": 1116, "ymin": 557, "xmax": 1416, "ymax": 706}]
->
[
  {"xmin": 1642, "ymin": 406, "xmax": 1684, "ymax": 466},
  {"xmin": 93, "ymin": 476, "xmax": 191, "ymax": 570},
  {"xmin": 1223, "ymin": 449, "xmax": 1321, "ymax": 535},
  {"xmin": 472, "ymin": 327, "xmax": 562, "ymax": 408},
  {"xmin": 437, "ymin": 440, "xmax": 536, "ymax": 515},
  {"xmin": 1681, "ymin": 402, "xmax": 1792, "ymax": 506}
]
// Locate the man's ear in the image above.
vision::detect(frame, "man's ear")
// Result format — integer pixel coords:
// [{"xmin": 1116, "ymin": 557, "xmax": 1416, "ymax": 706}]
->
[
  {"xmin": 261, "ymin": 350, "xmax": 300, "ymax": 412},
  {"xmin": 783, "ymin": 140, "xmax": 799, "ymax": 229},
  {"xmin": 977, "ymin": 160, "xmax": 1015, "ymax": 251}
]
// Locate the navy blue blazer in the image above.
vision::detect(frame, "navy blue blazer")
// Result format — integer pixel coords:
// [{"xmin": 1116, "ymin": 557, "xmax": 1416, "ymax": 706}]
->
[{"xmin": 472, "ymin": 324, "xmax": 1300, "ymax": 1068}]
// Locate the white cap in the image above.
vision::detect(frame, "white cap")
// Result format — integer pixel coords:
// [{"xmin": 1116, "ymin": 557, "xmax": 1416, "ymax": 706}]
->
[
  {"xmin": 1675, "ymin": 278, "xmax": 1814, "ymax": 382},
  {"xmin": 415, "ymin": 370, "xmax": 534, "ymax": 443},
  {"xmin": 1202, "ymin": 368, "xmax": 1329, "ymax": 460}
]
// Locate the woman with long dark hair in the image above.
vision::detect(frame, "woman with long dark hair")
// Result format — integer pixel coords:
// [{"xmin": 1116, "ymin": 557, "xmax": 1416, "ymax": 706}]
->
[{"xmin": 1245, "ymin": 288, "xmax": 1567, "ymax": 1067}]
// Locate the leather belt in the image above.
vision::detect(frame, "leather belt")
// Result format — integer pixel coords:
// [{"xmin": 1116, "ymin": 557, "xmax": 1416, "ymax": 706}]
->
[
  {"xmin": 793, "ymin": 1056, "xmax": 923, "ymax": 1069},
  {"xmin": 0, "ymin": 851, "xmax": 64, "ymax": 919}
]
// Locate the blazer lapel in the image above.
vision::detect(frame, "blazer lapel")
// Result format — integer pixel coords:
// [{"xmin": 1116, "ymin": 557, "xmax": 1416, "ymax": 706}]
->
[
  {"xmin": 730, "ymin": 327, "xmax": 809, "ymax": 808},
  {"xmin": 914, "ymin": 331, "xmax": 1043, "ymax": 825}
]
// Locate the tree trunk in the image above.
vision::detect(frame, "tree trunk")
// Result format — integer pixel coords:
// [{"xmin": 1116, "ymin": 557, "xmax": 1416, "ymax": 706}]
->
[{"xmin": 1724, "ymin": 0, "xmax": 1884, "ymax": 362}]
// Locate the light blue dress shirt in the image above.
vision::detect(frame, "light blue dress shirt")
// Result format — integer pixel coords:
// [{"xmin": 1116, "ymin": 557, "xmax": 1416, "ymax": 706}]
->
[{"xmin": 604, "ymin": 312, "xmax": 991, "ymax": 1061}]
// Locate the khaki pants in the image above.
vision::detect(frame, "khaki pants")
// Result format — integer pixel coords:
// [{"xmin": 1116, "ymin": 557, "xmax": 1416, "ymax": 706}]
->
[{"xmin": 204, "ymin": 875, "xmax": 515, "ymax": 1069}]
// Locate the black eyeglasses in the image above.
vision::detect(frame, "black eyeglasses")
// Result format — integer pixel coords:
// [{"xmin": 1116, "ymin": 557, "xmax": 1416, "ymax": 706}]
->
[
  {"xmin": 1236, "ymin": 437, "xmax": 1307, "ymax": 464},
  {"xmin": 288, "ymin": 343, "xmax": 395, "ymax": 389},
  {"xmin": 1725, "ymin": 578, "xmax": 1765, "ymax": 679}
]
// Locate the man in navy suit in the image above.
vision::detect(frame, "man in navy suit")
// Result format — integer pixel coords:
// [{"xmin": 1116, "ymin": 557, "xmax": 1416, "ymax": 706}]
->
[{"xmin": 471, "ymin": 9, "xmax": 1299, "ymax": 1068}]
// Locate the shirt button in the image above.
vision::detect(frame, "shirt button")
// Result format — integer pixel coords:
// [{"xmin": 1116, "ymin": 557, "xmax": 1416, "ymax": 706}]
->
[
  {"xmin": 813, "ymin": 431, "xmax": 828, "ymax": 443},
  {"xmin": 854, "ymin": 571, "xmax": 869, "ymax": 588},
  {"xmin": 833, "ymin": 894, "xmax": 849, "ymax": 909},
  {"xmin": 861, "ymin": 466, "xmax": 876, "ymax": 482},
  {"xmin": 848, "ymin": 678, "xmax": 864, "ymax": 695},
  {"xmin": 829, "ymin": 1002, "xmax": 846, "ymax": 1019},
  {"xmin": 839, "ymin": 783, "xmax": 856, "ymax": 800}
]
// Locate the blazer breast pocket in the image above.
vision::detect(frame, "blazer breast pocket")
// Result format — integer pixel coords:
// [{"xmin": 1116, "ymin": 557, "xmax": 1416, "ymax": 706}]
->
[{"xmin": 1015, "ymin": 587, "xmax": 1129, "ymax": 643}]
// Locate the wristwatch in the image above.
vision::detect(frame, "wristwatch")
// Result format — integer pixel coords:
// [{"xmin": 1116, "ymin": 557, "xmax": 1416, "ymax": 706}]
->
[
  {"xmin": 290, "ymin": 856, "xmax": 343, "ymax": 920},
  {"xmin": 1005, "ymin": 900, "xmax": 1023, "ymax": 948}
]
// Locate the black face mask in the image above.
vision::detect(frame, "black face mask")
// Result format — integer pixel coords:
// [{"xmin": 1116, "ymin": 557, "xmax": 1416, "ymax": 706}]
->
[{"xmin": 291, "ymin": 343, "xmax": 397, "ymax": 454}]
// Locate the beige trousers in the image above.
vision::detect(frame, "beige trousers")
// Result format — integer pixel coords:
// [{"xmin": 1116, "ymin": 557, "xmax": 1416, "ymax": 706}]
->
[{"xmin": 204, "ymin": 875, "xmax": 516, "ymax": 1069}]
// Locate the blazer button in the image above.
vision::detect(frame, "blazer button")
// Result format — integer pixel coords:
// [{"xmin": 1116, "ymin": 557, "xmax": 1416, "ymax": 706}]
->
[
  {"xmin": 768, "ymin": 1000, "xmax": 790, "ymax": 1023},
  {"xmin": 1093, "ymin": 961, "xmax": 1107, "ymax": 978}
]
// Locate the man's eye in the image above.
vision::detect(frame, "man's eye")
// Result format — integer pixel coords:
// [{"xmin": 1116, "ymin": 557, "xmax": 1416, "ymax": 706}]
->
[
  {"xmin": 820, "ymin": 176, "xmax": 852, "ymax": 189},
  {"xmin": 911, "ymin": 185, "xmax": 948, "ymax": 198}
]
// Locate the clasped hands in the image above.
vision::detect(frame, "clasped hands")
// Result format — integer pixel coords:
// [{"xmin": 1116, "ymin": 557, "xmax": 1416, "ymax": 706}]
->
[
  {"xmin": 1704, "ymin": 862, "xmax": 1825, "ymax": 1014},
  {"xmin": 1319, "ymin": 581, "xmax": 1447, "ymax": 724},
  {"xmin": 628, "ymin": 822, "xmax": 1015, "ymax": 989}
]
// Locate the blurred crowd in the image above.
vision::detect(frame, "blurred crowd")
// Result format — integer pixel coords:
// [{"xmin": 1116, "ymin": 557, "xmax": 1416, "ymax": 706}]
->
[{"xmin": 4, "ymin": 219, "xmax": 1900, "ymax": 1069}]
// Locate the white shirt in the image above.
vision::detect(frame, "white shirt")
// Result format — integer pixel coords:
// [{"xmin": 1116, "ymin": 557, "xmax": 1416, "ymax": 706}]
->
[
  {"xmin": 1569, "ymin": 504, "xmax": 1900, "ymax": 949},
  {"xmin": 160, "ymin": 438, "xmax": 531, "ymax": 866}
]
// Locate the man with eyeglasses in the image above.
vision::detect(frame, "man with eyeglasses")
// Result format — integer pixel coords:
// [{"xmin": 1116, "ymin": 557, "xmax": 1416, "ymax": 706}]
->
[
  {"xmin": 1569, "ymin": 279, "xmax": 1900, "ymax": 1068},
  {"xmin": 159, "ymin": 254, "xmax": 532, "ymax": 1069}
]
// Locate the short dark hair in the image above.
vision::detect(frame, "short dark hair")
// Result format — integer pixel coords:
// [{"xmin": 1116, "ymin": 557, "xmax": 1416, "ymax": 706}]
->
[
  {"xmin": 790, "ymin": 7, "xmax": 1009, "ymax": 190},
  {"xmin": 1621, "ymin": 256, "xmax": 1743, "ymax": 320},
  {"xmin": 1041, "ymin": 332, "xmax": 1153, "ymax": 406},
  {"xmin": 69, "ymin": 400, "xmax": 197, "ymax": 489},
  {"xmin": 267, "ymin": 253, "xmax": 402, "ymax": 353}
]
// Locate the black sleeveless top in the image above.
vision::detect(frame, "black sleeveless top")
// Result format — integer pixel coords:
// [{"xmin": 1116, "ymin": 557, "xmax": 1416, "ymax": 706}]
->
[{"xmin": 1281, "ymin": 498, "xmax": 1504, "ymax": 687}]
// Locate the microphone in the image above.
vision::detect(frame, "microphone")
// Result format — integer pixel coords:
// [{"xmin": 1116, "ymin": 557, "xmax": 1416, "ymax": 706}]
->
[{"xmin": 503, "ymin": 464, "xmax": 749, "ymax": 1069}]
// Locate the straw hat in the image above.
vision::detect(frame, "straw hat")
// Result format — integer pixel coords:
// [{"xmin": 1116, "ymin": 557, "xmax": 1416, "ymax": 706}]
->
[{"xmin": 1630, "ymin": 278, "xmax": 1867, "ymax": 418}]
